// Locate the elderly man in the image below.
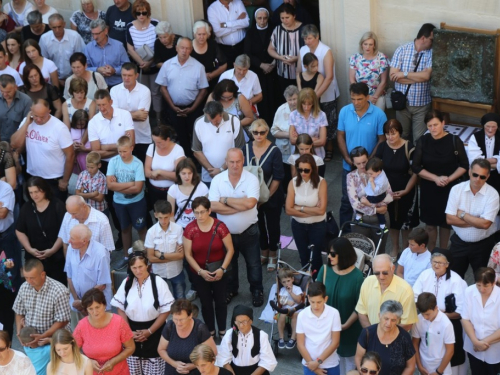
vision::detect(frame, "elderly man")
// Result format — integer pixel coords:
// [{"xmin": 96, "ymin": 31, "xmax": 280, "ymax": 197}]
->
[
  {"xmin": 84, "ymin": 18, "xmax": 130, "ymax": 88},
  {"xmin": 390, "ymin": 23, "xmax": 436, "ymax": 142},
  {"xmin": 21, "ymin": 10, "xmax": 50, "ymax": 43},
  {"xmin": 156, "ymin": 37, "xmax": 208, "ymax": 157},
  {"xmin": 11, "ymin": 98, "xmax": 74, "ymax": 201},
  {"xmin": 39, "ymin": 13, "xmax": 85, "ymax": 87},
  {"xmin": 13, "ymin": 259, "xmax": 70, "ymax": 372},
  {"xmin": 192, "ymin": 101, "xmax": 245, "ymax": 187},
  {"xmin": 58, "ymin": 195, "xmax": 114, "ymax": 257},
  {"xmin": 0, "ymin": 74, "xmax": 31, "ymax": 143},
  {"xmin": 445, "ymin": 158, "xmax": 499, "ymax": 278},
  {"xmin": 209, "ymin": 148, "xmax": 263, "ymax": 307},
  {"xmin": 208, "ymin": 0, "xmax": 249, "ymax": 68},
  {"xmin": 355, "ymin": 254, "xmax": 417, "ymax": 331},
  {"xmin": 65, "ymin": 224, "xmax": 111, "ymax": 329},
  {"xmin": 110, "ymin": 62, "xmax": 151, "ymax": 163}
]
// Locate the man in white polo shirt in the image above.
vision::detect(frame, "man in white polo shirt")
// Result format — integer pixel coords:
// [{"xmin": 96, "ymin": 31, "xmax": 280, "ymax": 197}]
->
[
  {"xmin": 88, "ymin": 89, "xmax": 135, "ymax": 250},
  {"xmin": 11, "ymin": 98, "xmax": 74, "ymax": 201},
  {"xmin": 209, "ymin": 148, "xmax": 264, "ymax": 307},
  {"xmin": 110, "ymin": 62, "xmax": 151, "ymax": 164},
  {"xmin": 192, "ymin": 101, "xmax": 245, "ymax": 187}
]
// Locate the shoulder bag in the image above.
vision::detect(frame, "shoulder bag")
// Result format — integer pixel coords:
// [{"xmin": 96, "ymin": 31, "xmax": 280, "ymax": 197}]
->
[{"xmin": 390, "ymin": 53, "xmax": 423, "ymax": 110}]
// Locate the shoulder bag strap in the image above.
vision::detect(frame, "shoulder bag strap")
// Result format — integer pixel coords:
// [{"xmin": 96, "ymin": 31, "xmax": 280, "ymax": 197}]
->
[
  {"xmin": 32, "ymin": 203, "xmax": 47, "ymax": 238},
  {"xmin": 322, "ymin": 265, "xmax": 326, "ymax": 285},
  {"xmin": 204, "ymin": 221, "xmax": 222, "ymax": 268},
  {"xmin": 245, "ymin": 143, "xmax": 252, "ymax": 165},
  {"xmin": 404, "ymin": 53, "xmax": 423, "ymax": 97},
  {"xmin": 150, "ymin": 273, "xmax": 160, "ymax": 310},
  {"xmin": 174, "ymin": 181, "xmax": 200, "ymax": 222},
  {"xmin": 259, "ymin": 146, "xmax": 277, "ymax": 187},
  {"xmin": 92, "ymin": 71, "xmax": 98, "ymax": 86}
]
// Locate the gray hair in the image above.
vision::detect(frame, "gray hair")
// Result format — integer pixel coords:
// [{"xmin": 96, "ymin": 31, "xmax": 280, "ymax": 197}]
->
[
  {"xmin": 249, "ymin": 119, "xmax": 269, "ymax": 132},
  {"xmin": 89, "ymin": 18, "xmax": 107, "ymax": 31},
  {"xmin": 0, "ymin": 74, "xmax": 16, "ymax": 87},
  {"xmin": 192, "ymin": 20, "xmax": 210, "ymax": 36},
  {"xmin": 155, "ymin": 21, "xmax": 173, "ymax": 36},
  {"xmin": 379, "ymin": 300, "xmax": 403, "ymax": 318},
  {"xmin": 176, "ymin": 36, "xmax": 192, "ymax": 46},
  {"xmin": 204, "ymin": 101, "xmax": 224, "ymax": 118},
  {"xmin": 80, "ymin": 0, "xmax": 97, "ymax": 12},
  {"xmin": 234, "ymin": 54, "xmax": 250, "ymax": 69},
  {"xmin": 284, "ymin": 85, "xmax": 299, "ymax": 99},
  {"xmin": 301, "ymin": 24, "xmax": 319, "ymax": 39},
  {"xmin": 26, "ymin": 10, "xmax": 42, "ymax": 25},
  {"xmin": 48, "ymin": 13, "xmax": 64, "ymax": 24},
  {"xmin": 358, "ymin": 31, "xmax": 379, "ymax": 54}
]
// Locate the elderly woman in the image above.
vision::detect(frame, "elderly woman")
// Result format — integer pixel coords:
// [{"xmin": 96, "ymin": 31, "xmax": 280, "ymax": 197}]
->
[
  {"xmin": 349, "ymin": 31, "xmax": 389, "ymax": 110},
  {"xmin": 190, "ymin": 344, "xmax": 232, "ymax": 375},
  {"xmin": 70, "ymin": 0, "xmax": 106, "ymax": 44},
  {"xmin": 298, "ymin": 24, "xmax": 340, "ymax": 162},
  {"xmin": 218, "ymin": 305, "xmax": 277, "ymax": 375},
  {"xmin": 355, "ymin": 300, "xmax": 416, "ymax": 375},
  {"xmin": 0, "ymin": 330, "xmax": 36, "ymax": 374},
  {"xmin": 375, "ymin": 119, "xmax": 419, "ymax": 256},
  {"xmin": 267, "ymin": 3, "xmax": 302, "ymax": 95},
  {"xmin": 244, "ymin": 7, "xmax": 277, "ymax": 124},
  {"xmin": 192, "ymin": 20, "xmax": 227, "ymax": 93},
  {"xmin": 270, "ymin": 85, "xmax": 299, "ymax": 188},
  {"xmin": 62, "ymin": 77, "xmax": 96, "ymax": 128},
  {"xmin": 158, "ymin": 299, "xmax": 217, "ymax": 375},
  {"xmin": 74, "ymin": 289, "xmax": 135, "ymax": 374},
  {"xmin": 21, "ymin": 10, "xmax": 50, "ymax": 43},
  {"xmin": 462, "ymin": 267, "xmax": 500, "ymax": 375},
  {"xmin": 413, "ymin": 248, "xmax": 468, "ymax": 375},
  {"xmin": 111, "ymin": 250, "xmax": 174, "ymax": 375},
  {"xmin": 412, "ymin": 110, "xmax": 468, "ymax": 250},
  {"xmin": 3, "ymin": 0, "xmax": 33, "ymax": 31},
  {"xmin": 317, "ymin": 238, "xmax": 364, "ymax": 375},
  {"xmin": 467, "ymin": 112, "xmax": 500, "ymax": 198},
  {"xmin": 184, "ymin": 196, "xmax": 234, "ymax": 338},
  {"xmin": 20, "ymin": 63, "xmax": 61, "ymax": 118},
  {"xmin": 47, "ymin": 329, "xmax": 92, "ymax": 375},
  {"xmin": 63, "ymin": 52, "xmax": 107, "ymax": 100},
  {"xmin": 289, "ymin": 88, "xmax": 327, "ymax": 160},
  {"xmin": 153, "ymin": 21, "xmax": 181, "ymax": 68},
  {"xmin": 285, "ymin": 154, "xmax": 327, "ymax": 275},
  {"xmin": 243, "ymin": 119, "xmax": 284, "ymax": 271}
]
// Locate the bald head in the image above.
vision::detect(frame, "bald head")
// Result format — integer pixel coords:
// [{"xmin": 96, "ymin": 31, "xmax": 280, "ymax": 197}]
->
[
  {"xmin": 226, "ymin": 148, "xmax": 244, "ymax": 176},
  {"xmin": 373, "ymin": 254, "xmax": 393, "ymax": 268},
  {"xmin": 66, "ymin": 195, "xmax": 90, "ymax": 223},
  {"xmin": 66, "ymin": 195, "xmax": 86, "ymax": 208},
  {"xmin": 69, "ymin": 224, "xmax": 92, "ymax": 251}
]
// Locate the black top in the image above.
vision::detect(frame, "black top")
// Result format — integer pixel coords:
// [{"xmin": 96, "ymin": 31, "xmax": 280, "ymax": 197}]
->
[
  {"xmin": 299, "ymin": 72, "xmax": 319, "ymax": 90},
  {"xmin": 153, "ymin": 34, "xmax": 182, "ymax": 66},
  {"xmin": 19, "ymin": 85, "xmax": 59, "ymax": 116},
  {"xmin": 244, "ymin": 25, "xmax": 274, "ymax": 72},
  {"xmin": 358, "ymin": 325, "xmax": 415, "ymax": 375},
  {"xmin": 375, "ymin": 141, "xmax": 414, "ymax": 191},
  {"xmin": 21, "ymin": 24, "xmax": 51, "ymax": 43},
  {"xmin": 191, "ymin": 39, "xmax": 227, "ymax": 74},
  {"xmin": 105, "ymin": 3, "xmax": 134, "ymax": 48}
]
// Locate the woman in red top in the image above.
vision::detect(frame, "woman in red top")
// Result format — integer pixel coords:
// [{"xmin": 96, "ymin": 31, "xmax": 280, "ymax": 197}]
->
[
  {"xmin": 73, "ymin": 289, "xmax": 135, "ymax": 374},
  {"xmin": 184, "ymin": 196, "xmax": 234, "ymax": 339}
]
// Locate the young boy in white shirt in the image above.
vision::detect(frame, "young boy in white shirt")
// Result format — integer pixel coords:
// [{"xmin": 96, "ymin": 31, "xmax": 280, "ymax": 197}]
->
[
  {"xmin": 396, "ymin": 228, "xmax": 432, "ymax": 286},
  {"xmin": 277, "ymin": 268, "xmax": 304, "ymax": 350},
  {"xmin": 412, "ymin": 292, "xmax": 455, "ymax": 375},
  {"xmin": 145, "ymin": 200, "xmax": 185, "ymax": 298},
  {"xmin": 297, "ymin": 282, "xmax": 341, "ymax": 375}
]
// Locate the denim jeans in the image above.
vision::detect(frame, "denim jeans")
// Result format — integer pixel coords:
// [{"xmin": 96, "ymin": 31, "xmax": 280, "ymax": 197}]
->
[
  {"xmin": 291, "ymin": 219, "xmax": 326, "ymax": 276},
  {"xmin": 227, "ymin": 223, "xmax": 263, "ymax": 294},
  {"xmin": 303, "ymin": 365, "xmax": 339, "ymax": 375},
  {"xmin": 163, "ymin": 271, "xmax": 186, "ymax": 299},
  {"xmin": 339, "ymin": 168, "xmax": 353, "ymax": 230}
]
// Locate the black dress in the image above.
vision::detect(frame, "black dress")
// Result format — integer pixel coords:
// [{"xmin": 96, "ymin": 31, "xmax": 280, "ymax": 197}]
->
[
  {"xmin": 191, "ymin": 39, "xmax": 227, "ymax": 93},
  {"xmin": 375, "ymin": 141, "xmax": 419, "ymax": 230},
  {"xmin": 412, "ymin": 133, "xmax": 469, "ymax": 226},
  {"xmin": 244, "ymin": 24, "xmax": 279, "ymax": 125}
]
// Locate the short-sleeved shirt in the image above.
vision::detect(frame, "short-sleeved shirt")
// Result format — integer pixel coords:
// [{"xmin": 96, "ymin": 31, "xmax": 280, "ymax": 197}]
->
[
  {"xmin": 356, "ymin": 275, "xmax": 418, "ymax": 325},
  {"xmin": 0, "ymin": 65, "xmax": 23, "ymax": 86},
  {"xmin": 106, "ymin": 155, "xmax": 145, "ymax": 204},
  {"xmin": 168, "ymin": 182, "xmax": 209, "ymax": 228},
  {"xmin": 105, "ymin": 4, "xmax": 134, "ymax": 47},
  {"xmin": 219, "ymin": 69, "xmax": 262, "ymax": 102},
  {"xmin": 0, "ymin": 90, "xmax": 32, "ymax": 143},
  {"xmin": 146, "ymin": 143, "xmax": 185, "ymax": 188},
  {"xmin": 39, "ymin": 29, "xmax": 85, "ymax": 79},
  {"xmin": 338, "ymin": 103, "xmax": 387, "ymax": 170},
  {"xmin": 397, "ymin": 248, "xmax": 432, "ymax": 287},
  {"xmin": 349, "ymin": 52, "xmax": 389, "ymax": 96},
  {"xmin": 75, "ymin": 170, "xmax": 109, "ymax": 211},
  {"xmin": 19, "ymin": 58, "xmax": 58, "ymax": 85},
  {"xmin": 279, "ymin": 285, "xmax": 303, "ymax": 309},
  {"xmin": 296, "ymin": 305, "xmax": 342, "ymax": 368},
  {"xmin": 70, "ymin": 10, "xmax": 107, "ymax": 44},
  {"xmin": 0, "ymin": 180, "xmax": 15, "ymax": 232},
  {"xmin": 289, "ymin": 110, "xmax": 328, "ymax": 159}
]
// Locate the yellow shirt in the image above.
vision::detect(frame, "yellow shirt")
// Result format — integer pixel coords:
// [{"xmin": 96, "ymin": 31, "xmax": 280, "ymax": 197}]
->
[{"xmin": 355, "ymin": 274, "xmax": 418, "ymax": 325}]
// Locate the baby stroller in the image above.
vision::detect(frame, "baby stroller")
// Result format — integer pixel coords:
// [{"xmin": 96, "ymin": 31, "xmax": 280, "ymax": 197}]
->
[
  {"xmin": 268, "ymin": 242, "xmax": 314, "ymax": 355},
  {"xmin": 338, "ymin": 221, "xmax": 385, "ymax": 277}
]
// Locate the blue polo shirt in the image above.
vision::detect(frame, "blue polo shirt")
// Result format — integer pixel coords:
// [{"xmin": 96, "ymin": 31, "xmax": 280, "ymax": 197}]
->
[{"xmin": 338, "ymin": 103, "xmax": 387, "ymax": 170}]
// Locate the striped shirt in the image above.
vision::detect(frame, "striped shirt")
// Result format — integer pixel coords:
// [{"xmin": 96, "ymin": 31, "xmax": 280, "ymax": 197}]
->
[
  {"xmin": 125, "ymin": 19, "xmax": 158, "ymax": 51},
  {"xmin": 270, "ymin": 24, "xmax": 303, "ymax": 79}
]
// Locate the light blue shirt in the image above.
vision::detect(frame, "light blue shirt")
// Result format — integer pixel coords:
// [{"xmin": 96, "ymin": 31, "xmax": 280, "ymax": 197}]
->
[
  {"xmin": 107, "ymin": 155, "xmax": 145, "ymax": 204},
  {"xmin": 39, "ymin": 29, "xmax": 85, "ymax": 79},
  {"xmin": 84, "ymin": 37, "xmax": 130, "ymax": 86},
  {"xmin": 64, "ymin": 240, "xmax": 112, "ymax": 311},
  {"xmin": 338, "ymin": 102, "xmax": 386, "ymax": 170}
]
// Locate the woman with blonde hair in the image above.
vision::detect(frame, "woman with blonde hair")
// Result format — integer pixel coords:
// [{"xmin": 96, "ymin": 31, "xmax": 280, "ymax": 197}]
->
[
  {"xmin": 189, "ymin": 344, "xmax": 232, "ymax": 375},
  {"xmin": 47, "ymin": 328, "xmax": 93, "ymax": 375}
]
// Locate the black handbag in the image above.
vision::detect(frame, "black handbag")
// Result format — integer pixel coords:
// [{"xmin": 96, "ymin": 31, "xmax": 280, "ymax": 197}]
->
[
  {"xmin": 325, "ymin": 211, "xmax": 339, "ymax": 244},
  {"xmin": 390, "ymin": 53, "xmax": 423, "ymax": 110},
  {"xmin": 444, "ymin": 293, "xmax": 457, "ymax": 313},
  {"xmin": 204, "ymin": 221, "xmax": 232, "ymax": 273}
]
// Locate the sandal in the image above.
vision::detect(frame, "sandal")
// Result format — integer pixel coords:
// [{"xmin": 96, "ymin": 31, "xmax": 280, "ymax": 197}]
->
[
  {"xmin": 226, "ymin": 291, "xmax": 238, "ymax": 304},
  {"xmin": 324, "ymin": 150, "xmax": 333, "ymax": 162},
  {"xmin": 267, "ymin": 256, "xmax": 278, "ymax": 272},
  {"xmin": 260, "ymin": 255, "xmax": 269, "ymax": 266}
]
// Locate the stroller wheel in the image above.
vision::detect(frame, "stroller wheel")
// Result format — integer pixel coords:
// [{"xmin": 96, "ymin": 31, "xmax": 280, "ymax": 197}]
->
[{"xmin": 272, "ymin": 339, "xmax": 279, "ymax": 356}]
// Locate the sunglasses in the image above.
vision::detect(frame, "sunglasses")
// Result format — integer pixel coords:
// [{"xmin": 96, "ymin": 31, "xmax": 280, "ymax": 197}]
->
[
  {"xmin": 252, "ymin": 130, "xmax": 267, "ymax": 136},
  {"xmin": 297, "ymin": 168, "xmax": 311, "ymax": 174},
  {"xmin": 373, "ymin": 271, "xmax": 389, "ymax": 276},
  {"xmin": 360, "ymin": 368, "xmax": 378, "ymax": 375},
  {"xmin": 135, "ymin": 11, "xmax": 148, "ymax": 16},
  {"xmin": 328, "ymin": 251, "xmax": 337, "ymax": 257},
  {"xmin": 472, "ymin": 172, "xmax": 487, "ymax": 180}
]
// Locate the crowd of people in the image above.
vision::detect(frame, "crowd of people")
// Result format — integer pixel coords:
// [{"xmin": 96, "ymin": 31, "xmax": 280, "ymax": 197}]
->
[{"xmin": 0, "ymin": 0, "xmax": 499, "ymax": 375}]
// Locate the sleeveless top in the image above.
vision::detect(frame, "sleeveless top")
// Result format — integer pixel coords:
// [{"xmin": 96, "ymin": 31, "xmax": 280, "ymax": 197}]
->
[
  {"xmin": 224, "ymin": 94, "xmax": 245, "ymax": 120},
  {"xmin": 299, "ymin": 72, "xmax": 319, "ymax": 90},
  {"xmin": 67, "ymin": 98, "xmax": 92, "ymax": 123},
  {"xmin": 292, "ymin": 176, "xmax": 326, "ymax": 224},
  {"xmin": 53, "ymin": 355, "xmax": 91, "ymax": 375}
]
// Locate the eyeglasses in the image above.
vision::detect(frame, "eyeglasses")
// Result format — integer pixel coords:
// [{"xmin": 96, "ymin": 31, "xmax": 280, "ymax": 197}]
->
[
  {"xmin": 373, "ymin": 271, "xmax": 389, "ymax": 276},
  {"xmin": 194, "ymin": 210, "xmax": 208, "ymax": 215},
  {"xmin": 472, "ymin": 172, "xmax": 487, "ymax": 180},
  {"xmin": 328, "ymin": 251, "xmax": 337, "ymax": 257},
  {"xmin": 360, "ymin": 368, "xmax": 378, "ymax": 375},
  {"xmin": 297, "ymin": 168, "xmax": 311, "ymax": 174},
  {"xmin": 91, "ymin": 29, "xmax": 104, "ymax": 36},
  {"xmin": 235, "ymin": 319, "xmax": 251, "ymax": 326},
  {"xmin": 135, "ymin": 11, "xmax": 148, "ymax": 16},
  {"xmin": 252, "ymin": 130, "xmax": 267, "ymax": 136},
  {"xmin": 432, "ymin": 260, "xmax": 449, "ymax": 266}
]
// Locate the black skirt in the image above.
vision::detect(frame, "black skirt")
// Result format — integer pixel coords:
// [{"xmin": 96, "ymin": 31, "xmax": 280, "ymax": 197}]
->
[{"xmin": 129, "ymin": 318, "xmax": 165, "ymax": 358}]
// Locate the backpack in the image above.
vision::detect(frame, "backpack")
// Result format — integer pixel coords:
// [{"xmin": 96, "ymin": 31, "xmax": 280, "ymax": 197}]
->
[{"xmin": 244, "ymin": 144, "xmax": 276, "ymax": 203}]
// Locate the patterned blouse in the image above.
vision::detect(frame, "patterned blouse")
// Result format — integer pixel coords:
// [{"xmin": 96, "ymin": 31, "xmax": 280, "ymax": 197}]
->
[
  {"xmin": 347, "ymin": 169, "xmax": 393, "ymax": 216},
  {"xmin": 289, "ymin": 109, "xmax": 328, "ymax": 159},
  {"xmin": 70, "ymin": 10, "xmax": 106, "ymax": 44},
  {"xmin": 349, "ymin": 52, "xmax": 389, "ymax": 96}
]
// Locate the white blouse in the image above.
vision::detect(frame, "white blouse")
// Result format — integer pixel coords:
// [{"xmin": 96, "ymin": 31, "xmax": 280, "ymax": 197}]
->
[
  {"xmin": 0, "ymin": 350, "xmax": 36, "ymax": 375},
  {"xmin": 111, "ymin": 274, "xmax": 174, "ymax": 321},
  {"xmin": 467, "ymin": 133, "xmax": 500, "ymax": 170},
  {"xmin": 292, "ymin": 176, "xmax": 326, "ymax": 224}
]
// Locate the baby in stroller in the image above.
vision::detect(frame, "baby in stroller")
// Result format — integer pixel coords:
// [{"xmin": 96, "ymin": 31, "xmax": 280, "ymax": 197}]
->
[{"xmin": 277, "ymin": 268, "xmax": 304, "ymax": 350}]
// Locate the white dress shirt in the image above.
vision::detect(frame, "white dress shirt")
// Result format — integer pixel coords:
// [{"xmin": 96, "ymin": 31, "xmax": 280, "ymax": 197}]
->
[
  {"xmin": 39, "ymin": 29, "xmax": 85, "ymax": 79},
  {"xmin": 219, "ymin": 69, "xmax": 262, "ymax": 103},
  {"xmin": 144, "ymin": 221, "xmax": 183, "ymax": 279},
  {"xmin": 467, "ymin": 133, "xmax": 500, "ymax": 172},
  {"xmin": 207, "ymin": 0, "xmax": 249, "ymax": 46},
  {"xmin": 397, "ymin": 248, "xmax": 432, "ymax": 287}
]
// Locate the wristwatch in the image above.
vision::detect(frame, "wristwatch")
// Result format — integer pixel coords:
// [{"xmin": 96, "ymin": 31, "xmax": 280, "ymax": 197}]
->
[
  {"xmin": 220, "ymin": 267, "xmax": 227, "ymax": 274},
  {"xmin": 224, "ymin": 197, "xmax": 229, "ymax": 205},
  {"xmin": 223, "ymin": 22, "xmax": 227, "ymax": 28},
  {"xmin": 316, "ymin": 358, "xmax": 323, "ymax": 365},
  {"xmin": 403, "ymin": 71, "xmax": 408, "ymax": 78},
  {"xmin": 459, "ymin": 211, "xmax": 466, "ymax": 220}
]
